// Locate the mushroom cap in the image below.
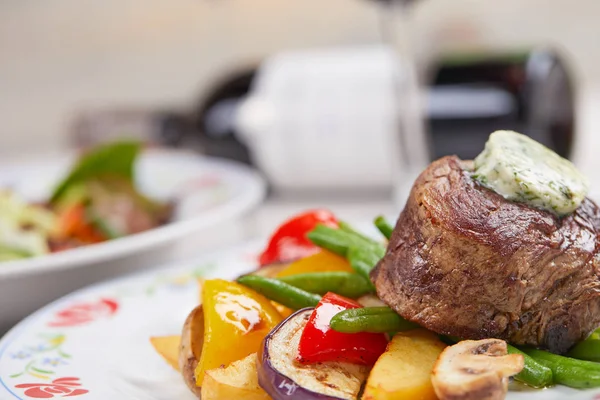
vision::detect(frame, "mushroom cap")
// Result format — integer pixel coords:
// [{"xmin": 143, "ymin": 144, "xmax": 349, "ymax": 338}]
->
[{"xmin": 431, "ymin": 339, "xmax": 524, "ymax": 400}]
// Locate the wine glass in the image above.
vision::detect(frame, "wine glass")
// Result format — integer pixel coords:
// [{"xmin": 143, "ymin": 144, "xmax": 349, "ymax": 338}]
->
[{"xmin": 375, "ymin": 0, "xmax": 431, "ymax": 210}]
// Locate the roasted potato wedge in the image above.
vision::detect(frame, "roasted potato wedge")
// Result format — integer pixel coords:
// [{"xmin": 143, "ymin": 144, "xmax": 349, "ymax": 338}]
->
[
  {"xmin": 150, "ymin": 335, "xmax": 181, "ymax": 371},
  {"xmin": 362, "ymin": 329, "xmax": 447, "ymax": 400},
  {"xmin": 202, "ymin": 353, "xmax": 270, "ymax": 400},
  {"xmin": 179, "ymin": 305, "xmax": 204, "ymax": 398}
]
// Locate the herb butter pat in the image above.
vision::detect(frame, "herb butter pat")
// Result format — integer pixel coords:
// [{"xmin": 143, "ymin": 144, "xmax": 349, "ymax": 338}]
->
[{"xmin": 473, "ymin": 130, "xmax": 589, "ymax": 215}]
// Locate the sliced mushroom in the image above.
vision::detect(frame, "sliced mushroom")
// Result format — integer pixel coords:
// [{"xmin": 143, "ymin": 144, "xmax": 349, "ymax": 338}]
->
[{"xmin": 431, "ymin": 339, "xmax": 524, "ymax": 400}]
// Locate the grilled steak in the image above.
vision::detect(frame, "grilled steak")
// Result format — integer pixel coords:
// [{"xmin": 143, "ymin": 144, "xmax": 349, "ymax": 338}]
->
[{"xmin": 371, "ymin": 155, "xmax": 600, "ymax": 353}]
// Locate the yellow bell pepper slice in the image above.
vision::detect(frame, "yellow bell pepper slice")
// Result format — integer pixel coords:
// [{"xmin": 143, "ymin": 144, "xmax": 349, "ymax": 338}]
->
[
  {"xmin": 270, "ymin": 301, "xmax": 294, "ymax": 319},
  {"xmin": 195, "ymin": 279, "xmax": 283, "ymax": 386},
  {"xmin": 276, "ymin": 250, "xmax": 353, "ymax": 277}
]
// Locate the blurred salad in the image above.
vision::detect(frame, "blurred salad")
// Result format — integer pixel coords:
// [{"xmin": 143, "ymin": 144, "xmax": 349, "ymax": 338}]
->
[{"xmin": 0, "ymin": 141, "xmax": 172, "ymax": 262}]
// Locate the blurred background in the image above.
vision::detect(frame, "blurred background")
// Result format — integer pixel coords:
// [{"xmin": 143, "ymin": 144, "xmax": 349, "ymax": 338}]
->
[
  {"xmin": 3, "ymin": 0, "xmax": 600, "ymax": 331},
  {"xmin": 0, "ymin": 0, "xmax": 600, "ymax": 189},
  {"xmin": 2, "ymin": 0, "xmax": 600, "ymax": 246}
]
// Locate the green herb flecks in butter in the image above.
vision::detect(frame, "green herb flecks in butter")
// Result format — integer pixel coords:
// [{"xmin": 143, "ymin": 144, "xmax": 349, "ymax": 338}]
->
[{"xmin": 473, "ymin": 130, "xmax": 589, "ymax": 216}]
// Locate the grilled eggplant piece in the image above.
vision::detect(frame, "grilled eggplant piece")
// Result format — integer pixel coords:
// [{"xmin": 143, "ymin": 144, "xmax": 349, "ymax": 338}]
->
[{"xmin": 258, "ymin": 308, "xmax": 369, "ymax": 400}]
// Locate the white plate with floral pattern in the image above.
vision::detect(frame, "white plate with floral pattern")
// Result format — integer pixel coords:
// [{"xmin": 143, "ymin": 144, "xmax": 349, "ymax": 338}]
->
[{"xmin": 0, "ymin": 240, "xmax": 599, "ymax": 400}]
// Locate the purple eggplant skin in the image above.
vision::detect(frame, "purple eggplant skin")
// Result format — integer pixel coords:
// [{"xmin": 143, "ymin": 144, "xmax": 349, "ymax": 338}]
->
[{"xmin": 257, "ymin": 308, "xmax": 369, "ymax": 400}]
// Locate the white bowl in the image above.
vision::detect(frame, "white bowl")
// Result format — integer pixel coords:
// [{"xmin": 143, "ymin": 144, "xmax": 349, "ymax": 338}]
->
[{"xmin": 0, "ymin": 147, "xmax": 266, "ymax": 332}]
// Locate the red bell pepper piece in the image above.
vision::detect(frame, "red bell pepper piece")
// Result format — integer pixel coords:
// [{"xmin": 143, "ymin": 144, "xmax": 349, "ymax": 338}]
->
[
  {"xmin": 297, "ymin": 292, "xmax": 388, "ymax": 365},
  {"xmin": 258, "ymin": 209, "xmax": 338, "ymax": 266}
]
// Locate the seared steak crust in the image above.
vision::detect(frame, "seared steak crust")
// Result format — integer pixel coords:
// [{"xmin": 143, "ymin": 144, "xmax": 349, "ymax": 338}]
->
[{"xmin": 371, "ymin": 156, "xmax": 600, "ymax": 353}]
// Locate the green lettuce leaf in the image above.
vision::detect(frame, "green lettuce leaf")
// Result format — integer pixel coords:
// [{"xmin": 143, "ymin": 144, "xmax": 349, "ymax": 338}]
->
[{"xmin": 50, "ymin": 141, "xmax": 141, "ymax": 204}]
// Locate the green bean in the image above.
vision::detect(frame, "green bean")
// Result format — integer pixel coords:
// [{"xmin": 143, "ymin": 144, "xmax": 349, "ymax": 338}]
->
[
  {"xmin": 568, "ymin": 337, "xmax": 600, "ymax": 362},
  {"xmin": 374, "ymin": 216, "xmax": 394, "ymax": 240},
  {"xmin": 338, "ymin": 221, "xmax": 380, "ymax": 244},
  {"xmin": 237, "ymin": 275, "xmax": 321, "ymax": 310},
  {"xmin": 278, "ymin": 272, "xmax": 374, "ymax": 298},
  {"xmin": 525, "ymin": 348, "xmax": 600, "ymax": 388},
  {"xmin": 525, "ymin": 348, "xmax": 600, "ymax": 371},
  {"xmin": 338, "ymin": 306, "xmax": 394, "ymax": 316},
  {"xmin": 307, "ymin": 225, "xmax": 354, "ymax": 256},
  {"xmin": 306, "ymin": 223, "xmax": 386, "ymax": 289},
  {"xmin": 507, "ymin": 345, "xmax": 553, "ymax": 388},
  {"xmin": 347, "ymin": 247, "xmax": 382, "ymax": 284},
  {"xmin": 330, "ymin": 307, "xmax": 418, "ymax": 333},
  {"xmin": 307, "ymin": 224, "xmax": 385, "ymax": 258}
]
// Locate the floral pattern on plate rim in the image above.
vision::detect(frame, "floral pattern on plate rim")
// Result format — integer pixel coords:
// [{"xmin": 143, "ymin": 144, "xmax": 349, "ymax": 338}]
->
[
  {"xmin": 15, "ymin": 377, "xmax": 88, "ymax": 399},
  {"xmin": 0, "ymin": 264, "xmax": 216, "ymax": 399}
]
